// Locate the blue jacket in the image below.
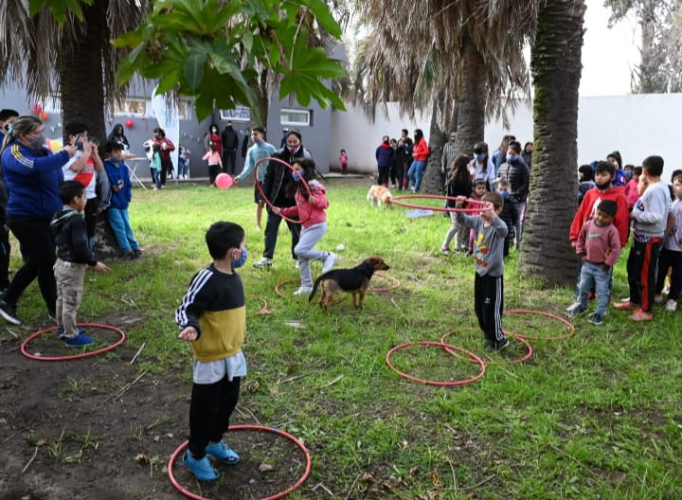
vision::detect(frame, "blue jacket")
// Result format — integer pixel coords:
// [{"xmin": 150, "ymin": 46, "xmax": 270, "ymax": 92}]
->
[
  {"xmin": 1, "ymin": 141, "xmax": 69, "ymax": 220},
  {"xmin": 375, "ymin": 143, "xmax": 394, "ymax": 168},
  {"xmin": 104, "ymin": 158, "xmax": 132, "ymax": 209}
]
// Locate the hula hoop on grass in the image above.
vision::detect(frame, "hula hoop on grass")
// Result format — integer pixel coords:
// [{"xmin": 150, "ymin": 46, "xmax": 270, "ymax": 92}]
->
[
  {"xmin": 389, "ymin": 195, "xmax": 494, "ymax": 213},
  {"xmin": 247, "ymin": 294, "xmax": 270, "ymax": 317},
  {"xmin": 385, "ymin": 341, "xmax": 486, "ymax": 386},
  {"xmin": 254, "ymin": 156, "xmax": 312, "ymax": 225},
  {"xmin": 368, "ymin": 272, "xmax": 400, "ymax": 293},
  {"xmin": 440, "ymin": 330, "xmax": 533, "ymax": 366},
  {"xmin": 504, "ymin": 309, "xmax": 575, "ymax": 341},
  {"xmin": 168, "ymin": 425, "xmax": 312, "ymax": 500},
  {"xmin": 20, "ymin": 323, "xmax": 126, "ymax": 362}
]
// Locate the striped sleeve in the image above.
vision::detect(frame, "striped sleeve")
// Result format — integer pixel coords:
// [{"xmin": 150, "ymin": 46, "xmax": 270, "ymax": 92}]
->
[
  {"xmin": 11, "ymin": 144, "xmax": 35, "ymax": 168},
  {"xmin": 175, "ymin": 268, "xmax": 214, "ymax": 336}
]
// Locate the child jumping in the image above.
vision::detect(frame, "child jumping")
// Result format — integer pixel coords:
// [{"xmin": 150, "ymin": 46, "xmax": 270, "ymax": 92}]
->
[
  {"xmin": 51, "ymin": 181, "xmax": 110, "ymax": 346},
  {"xmin": 175, "ymin": 221, "xmax": 248, "ymax": 482},
  {"xmin": 568, "ymin": 200, "xmax": 621, "ymax": 325},
  {"xmin": 272, "ymin": 159, "xmax": 337, "ymax": 296},
  {"xmin": 455, "ymin": 192, "xmax": 509, "ymax": 352}
]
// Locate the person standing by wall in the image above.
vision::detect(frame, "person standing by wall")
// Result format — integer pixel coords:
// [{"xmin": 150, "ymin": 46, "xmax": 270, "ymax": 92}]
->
[
  {"xmin": 221, "ymin": 121, "xmax": 239, "ymax": 175},
  {"xmin": 151, "ymin": 127, "xmax": 175, "ymax": 187},
  {"xmin": 375, "ymin": 136, "xmax": 393, "ymax": 187}
]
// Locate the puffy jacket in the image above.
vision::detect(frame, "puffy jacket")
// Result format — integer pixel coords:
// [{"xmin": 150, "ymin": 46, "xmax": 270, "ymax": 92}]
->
[
  {"xmin": 279, "ymin": 180, "xmax": 329, "ymax": 228},
  {"xmin": 103, "ymin": 158, "xmax": 132, "ymax": 210},
  {"xmin": 262, "ymin": 146, "xmax": 312, "ymax": 208},
  {"xmin": 1, "ymin": 141, "xmax": 69, "ymax": 220},
  {"xmin": 375, "ymin": 143, "xmax": 394, "ymax": 168},
  {"xmin": 51, "ymin": 207, "xmax": 97, "ymax": 266},
  {"xmin": 498, "ymin": 159, "xmax": 530, "ymax": 202},
  {"xmin": 412, "ymin": 138, "xmax": 430, "ymax": 161},
  {"xmin": 569, "ymin": 186, "xmax": 629, "ymax": 248}
]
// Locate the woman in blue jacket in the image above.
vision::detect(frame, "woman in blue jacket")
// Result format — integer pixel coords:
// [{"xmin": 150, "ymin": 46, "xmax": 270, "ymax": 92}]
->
[{"xmin": 0, "ymin": 115, "xmax": 78, "ymax": 325}]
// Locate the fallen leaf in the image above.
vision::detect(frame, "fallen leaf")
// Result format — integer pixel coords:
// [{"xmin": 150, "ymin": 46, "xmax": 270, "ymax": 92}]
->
[
  {"xmin": 410, "ymin": 466, "xmax": 419, "ymax": 476},
  {"xmin": 258, "ymin": 463, "xmax": 275, "ymax": 472},
  {"xmin": 360, "ymin": 473, "xmax": 375, "ymax": 483},
  {"xmin": 135, "ymin": 453, "xmax": 150, "ymax": 464},
  {"xmin": 248, "ymin": 381, "xmax": 260, "ymax": 393}
]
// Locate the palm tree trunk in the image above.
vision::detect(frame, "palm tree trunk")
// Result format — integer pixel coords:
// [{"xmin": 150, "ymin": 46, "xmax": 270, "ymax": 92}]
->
[
  {"xmin": 421, "ymin": 100, "xmax": 446, "ymax": 194},
  {"xmin": 518, "ymin": 0, "xmax": 586, "ymax": 286},
  {"xmin": 453, "ymin": 33, "xmax": 485, "ymax": 159}
]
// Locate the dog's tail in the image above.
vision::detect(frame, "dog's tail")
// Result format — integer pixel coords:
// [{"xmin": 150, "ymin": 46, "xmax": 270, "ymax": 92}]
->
[{"xmin": 309, "ymin": 275, "xmax": 323, "ymax": 302}]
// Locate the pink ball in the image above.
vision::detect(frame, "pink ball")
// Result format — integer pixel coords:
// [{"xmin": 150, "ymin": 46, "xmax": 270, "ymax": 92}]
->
[
  {"xmin": 125, "ymin": 119, "xmax": 134, "ymax": 128},
  {"xmin": 215, "ymin": 173, "xmax": 234, "ymax": 189}
]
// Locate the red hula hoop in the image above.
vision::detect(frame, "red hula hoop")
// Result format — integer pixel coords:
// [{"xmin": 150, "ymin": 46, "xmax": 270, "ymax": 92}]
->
[
  {"xmin": 385, "ymin": 341, "xmax": 486, "ymax": 386},
  {"xmin": 368, "ymin": 272, "xmax": 401, "ymax": 293},
  {"xmin": 440, "ymin": 330, "xmax": 533, "ymax": 366},
  {"xmin": 20, "ymin": 323, "xmax": 126, "ymax": 362},
  {"xmin": 504, "ymin": 309, "xmax": 575, "ymax": 341},
  {"xmin": 168, "ymin": 425, "xmax": 312, "ymax": 500},
  {"xmin": 389, "ymin": 195, "xmax": 494, "ymax": 213},
  {"xmin": 247, "ymin": 293, "xmax": 270, "ymax": 317},
  {"xmin": 253, "ymin": 156, "xmax": 312, "ymax": 225}
]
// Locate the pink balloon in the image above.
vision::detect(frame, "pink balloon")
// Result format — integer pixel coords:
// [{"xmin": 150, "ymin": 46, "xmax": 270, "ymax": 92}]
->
[{"xmin": 215, "ymin": 173, "xmax": 234, "ymax": 189}]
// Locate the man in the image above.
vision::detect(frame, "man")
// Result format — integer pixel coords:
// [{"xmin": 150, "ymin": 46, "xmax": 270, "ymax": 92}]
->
[
  {"xmin": 498, "ymin": 140, "xmax": 530, "ymax": 247},
  {"xmin": 396, "ymin": 129, "xmax": 413, "ymax": 191},
  {"xmin": 441, "ymin": 131, "xmax": 457, "ymax": 183},
  {"xmin": 221, "ymin": 121, "xmax": 239, "ymax": 175}
]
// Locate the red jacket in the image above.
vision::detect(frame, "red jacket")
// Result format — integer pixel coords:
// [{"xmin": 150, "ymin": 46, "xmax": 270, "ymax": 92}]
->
[
  {"xmin": 412, "ymin": 138, "xmax": 430, "ymax": 162},
  {"xmin": 569, "ymin": 186, "xmax": 629, "ymax": 247},
  {"xmin": 279, "ymin": 180, "xmax": 329, "ymax": 228}
]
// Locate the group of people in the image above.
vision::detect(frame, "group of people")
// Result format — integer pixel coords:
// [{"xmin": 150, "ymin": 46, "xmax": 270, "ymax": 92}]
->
[{"xmin": 373, "ymin": 128, "xmax": 431, "ymax": 192}]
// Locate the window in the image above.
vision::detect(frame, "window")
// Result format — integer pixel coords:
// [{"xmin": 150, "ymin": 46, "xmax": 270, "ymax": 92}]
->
[
  {"xmin": 219, "ymin": 106, "xmax": 251, "ymax": 122},
  {"xmin": 113, "ymin": 98, "xmax": 147, "ymax": 117},
  {"xmin": 281, "ymin": 108, "xmax": 311, "ymax": 126}
]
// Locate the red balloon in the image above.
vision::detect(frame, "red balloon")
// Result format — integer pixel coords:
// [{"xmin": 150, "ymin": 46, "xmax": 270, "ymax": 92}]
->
[
  {"xmin": 125, "ymin": 119, "xmax": 134, "ymax": 128},
  {"xmin": 39, "ymin": 111, "xmax": 49, "ymax": 121},
  {"xmin": 215, "ymin": 173, "xmax": 234, "ymax": 189},
  {"xmin": 31, "ymin": 103, "xmax": 42, "ymax": 115}
]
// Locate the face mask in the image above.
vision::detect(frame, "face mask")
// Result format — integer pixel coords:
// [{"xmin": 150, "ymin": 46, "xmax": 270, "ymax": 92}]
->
[
  {"xmin": 623, "ymin": 170, "xmax": 632, "ymax": 179},
  {"xmin": 211, "ymin": 128, "xmax": 217, "ymax": 134},
  {"xmin": 499, "ymin": 189, "xmax": 509, "ymax": 198},
  {"xmin": 475, "ymin": 153, "xmax": 486, "ymax": 162},
  {"xmin": 507, "ymin": 154, "xmax": 518, "ymax": 162},
  {"xmin": 292, "ymin": 171, "xmax": 305, "ymax": 182},
  {"xmin": 383, "ymin": 140, "xmax": 389, "ymax": 145},
  {"xmin": 30, "ymin": 135, "xmax": 45, "ymax": 150},
  {"xmin": 5, "ymin": 124, "xmax": 12, "ymax": 134},
  {"xmin": 232, "ymin": 249, "xmax": 248, "ymax": 269},
  {"xmin": 288, "ymin": 145, "xmax": 300, "ymax": 155},
  {"xmin": 254, "ymin": 138, "xmax": 263, "ymax": 145}
]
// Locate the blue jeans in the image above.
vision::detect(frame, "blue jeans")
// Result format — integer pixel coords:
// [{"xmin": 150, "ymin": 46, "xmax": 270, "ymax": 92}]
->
[
  {"xmin": 178, "ymin": 158, "xmax": 189, "ymax": 177},
  {"xmin": 578, "ymin": 262, "xmax": 610, "ymax": 315},
  {"xmin": 294, "ymin": 222, "xmax": 327, "ymax": 288},
  {"xmin": 150, "ymin": 168, "xmax": 161, "ymax": 189},
  {"xmin": 107, "ymin": 208, "xmax": 140, "ymax": 253},
  {"xmin": 407, "ymin": 160, "xmax": 426, "ymax": 192}
]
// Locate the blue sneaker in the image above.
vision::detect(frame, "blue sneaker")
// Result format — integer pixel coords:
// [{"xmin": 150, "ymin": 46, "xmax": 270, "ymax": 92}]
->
[
  {"xmin": 205, "ymin": 441, "xmax": 240, "ymax": 465},
  {"xmin": 589, "ymin": 312, "xmax": 604, "ymax": 326},
  {"xmin": 566, "ymin": 303, "xmax": 588, "ymax": 318},
  {"xmin": 182, "ymin": 451, "xmax": 219, "ymax": 481},
  {"xmin": 57, "ymin": 326, "xmax": 86, "ymax": 338},
  {"xmin": 63, "ymin": 332, "xmax": 94, "ymax": 347}
]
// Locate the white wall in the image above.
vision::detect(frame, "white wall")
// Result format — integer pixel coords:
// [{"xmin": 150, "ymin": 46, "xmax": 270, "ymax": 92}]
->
[{"xmin": 331, "ymin": 94, "xmax": 682, "ymax": 181}]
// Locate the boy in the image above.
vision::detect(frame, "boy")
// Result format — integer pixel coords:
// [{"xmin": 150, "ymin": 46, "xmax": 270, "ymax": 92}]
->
[
  {"xmin": 654, "ymin": 173, "xmax": 682, "ymax": 311},
  {"xmin": 456, "ymin": 192, "xmax": 509, "ymax": 352},
  {"xmin": 568, "ymin": 200, "xmax": 621, "ymax": 325},
  {"xmin": 51, "ymin": 181, "xmax": 110, "ymax": 346},
  {"xmin": 497, "ymin": 179, "xmax": 519, "ymax": 258},
  {"xmin": 175, "ymin": 221, "xmax": 248, "ymax": 481},
  {"xmin": 614, "ymin": 155, "xmax": 671, "ymax": 321}
]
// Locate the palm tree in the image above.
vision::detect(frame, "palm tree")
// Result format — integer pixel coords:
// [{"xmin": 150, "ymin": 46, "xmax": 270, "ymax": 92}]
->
[{"xmin": 518, "ymin": 0, "xmax": 586, "ymax": 286}]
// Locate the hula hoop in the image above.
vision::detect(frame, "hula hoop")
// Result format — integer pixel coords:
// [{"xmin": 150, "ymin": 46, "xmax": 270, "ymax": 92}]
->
[
  {"xmin": 389, "ymin": 195, "xmax": 494, "ymax": 213},
  {"xmin": 440, "ymin": 330, "xmax": 533, "ymax": 366},
  {"xmin": 247, "ymin": 293, "xmax": 270, "ymax": 317},
  {"xmin": 504, "ymin": 309, "xmax": 575, "ymax": 341},
  {"xmin": 20, "ymin": 323, "xmax": 126, "ymax": 362},
  {"xmin": 368, "ymin": 272, "xmax": 400, "ymax": 293},
  {"xmin": 275, "ymin": 278, "xmax": 345, "ymax": 303},
  {"xmin": 253, "ymin": 156, "xmax": 312, "ymax": 225},
  {"xmin": 385, "ymin": 341, "xmax": 486, "ymax": 386},
  {"xmin": 168, "ymin": 425, "xmax": 312, "ymax": 500}
]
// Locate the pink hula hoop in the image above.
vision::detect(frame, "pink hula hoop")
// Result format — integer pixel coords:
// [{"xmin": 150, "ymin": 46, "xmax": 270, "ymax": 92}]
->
[
  {"xmin": 254, "ymin": 156, "xmax": 312, "ymax": 225},
  {"xmin": 21, "ymin": 323, "xmax": 126, "ymax": 361},
  {"xmin": 389, "ymin": 195, "xmax": 493, "ymax": 213}
]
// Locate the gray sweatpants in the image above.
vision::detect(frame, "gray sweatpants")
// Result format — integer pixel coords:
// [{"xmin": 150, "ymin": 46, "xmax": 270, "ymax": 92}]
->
[
  {"xmin": 442, "ymin": 212, "xmax": 469, "ymax": 251},
  {"xmin": 295, "ymin": 222, "xmax": 328, "ymax": 288},
  {"xmin": 54, "ymin": 259, "xmax": 86, "ymax": 339}
]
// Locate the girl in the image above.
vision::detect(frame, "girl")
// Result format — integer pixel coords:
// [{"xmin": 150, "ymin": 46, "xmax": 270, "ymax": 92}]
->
[
  {"xmin": 441, "ymin": 155, "xmax": 473, "ymax": 254},
  {"xmin": 273, "ymin": 159, "xmax": 336, "ymax": 296},
  {"xmin": 150, "ymin": 143, "xmax": 162, "ymax": 190},
  {"xmin": 467, "ymin": 179, "xmax": 488, "ymax": 256},
  {"xmin": 203, "ymin": 142, "xmax": 223, "ymax": 186},
  {"xmin": 407, "ymin": 129, "xmax": 430, "ymax": 193},
  {"xmin": 624, "ymin": 166, "xmax": 641, "ymax": 210},
  {"xmin": 577, "ymin": 164, "xmax": 596, "ymax": 205},
  {"xmin": 339, "ymin": 149, "xmax": 348, "ymax": 175},
  {"xmin": 469, "ymin": 142, "xmax": 496, "ymax": 191}
]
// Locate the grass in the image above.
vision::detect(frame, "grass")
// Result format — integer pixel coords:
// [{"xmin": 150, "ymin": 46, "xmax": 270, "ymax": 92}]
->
[{"xmin": 8, "ymin": 179, "xmax": 682, "ymax": 499}]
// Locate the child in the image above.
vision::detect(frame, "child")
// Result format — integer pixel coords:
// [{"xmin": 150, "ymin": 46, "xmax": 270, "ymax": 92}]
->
[
  {"xmin": 455, "ymin": 192, "xmax": 509, "ymax": 352},
  {"xmin": 607, "ymin": 151, "xmax": 625, "ymax": 187},
  {"xmin": 654, "ymin": 173, "xmax": 682, "ymax": 311},
  {"xmin": 441, "ymin": 155, "xmax": 473, "ymax": 254},
  {"xmin": 103, "ymin": 142, "xmax": 142, "ymax": 259},
  {"xmin": 624, "ymin": 166, "xmax": 641, "ymax": 210},
  {"xmin": 466, "ymin": 179, "xmax": 488, "ymax": 256},
  {"xmin": 339, "ymin": 149, "xmax": 348, "ymax": 175},
  {"xmin": 577, "ymin": 164, "xmax": 596, "ymax": 205},
  {"xmin": 568, "ymin": 200, "xmax": 621, "ymax": 325},
  {"xmin": 150, "ymin": 143, "xmax": 162, "ymax": 190},
  {"xmin": 51, "ymin": 181, "xmax": 110, "ymax": 346},
  {"xmin": 203, "ymin": 142, "xmax": 223, "ymax": 187},
  {"xmin": 497, "ymin": 179, "xmax": 519, "ymax": 258},
  {"xmin": 177, "ymin": 145, "xmax": 189, "ymax": 180},
  {"xmin": 175, "ymin": 221, "xmax": 248, "ymax": 482},
  {"xmin": 272, "ymin": 159, "xmax": 337, "ymax": 296},
  {"xmin": 614, "ymin": 155, "xmax": 672, "ymax": 321},
  {"xmin": 468, "ymin": 142, "xmax": 496, "ymax": 191}
]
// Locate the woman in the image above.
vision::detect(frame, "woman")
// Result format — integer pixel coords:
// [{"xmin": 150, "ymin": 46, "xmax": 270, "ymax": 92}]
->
[
  {"xmin": 375, "ymin": 135, "xmax": 393, "ymax": 187},
  {"xmin": 150, "ymin": 127, "xmax": 175, "ymax": 186},
  {"xmin": 107, "ymin": 123, "xmax": 130, "ymax": 150},
  {"xmin": 469, "ymin": 142, "xmax": 496, "ymax": 191},
  {"xmin": 406, "ymin": 129, "xmax": 430, "ymax": 193},
  {"xmin": 522, "ymin": 141, "xmax": 533, "ymax": 168},
  {"xmin": 203, "ymin": 123, "xmax": 223, "ymax": 159},
  {"xmin": 0, "ymin": 115, "xmax": 78, "ymax": 325}
]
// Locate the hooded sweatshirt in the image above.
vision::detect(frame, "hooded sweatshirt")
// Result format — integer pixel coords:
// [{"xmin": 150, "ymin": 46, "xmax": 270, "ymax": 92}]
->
[
  {"xmin": 375, "ymin": 142, "xmax": 394, "ymax": 168},
  {"xmin": 51, "ymin": 206, "xmax": 97, "ymax": 265},
  {"xmin": 569, "ymin": 185, "xmax": 629, "ymax": 248}
]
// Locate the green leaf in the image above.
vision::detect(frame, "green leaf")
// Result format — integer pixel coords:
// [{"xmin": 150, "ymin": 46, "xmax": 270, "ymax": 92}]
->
[
  {"xmin": 301, "ymin": 0, "xmax": 342, "ymax": 39},
  {"xmin": 242, "ymin": 32, "xmax": 254, "ymax": 53},
  {"xmin": 29, "ymin": 0, "xmax": 91, "ymax": 22},
  {"xmin": 184, "ymin": 50, "xmax": 207, "ymax": 91}
]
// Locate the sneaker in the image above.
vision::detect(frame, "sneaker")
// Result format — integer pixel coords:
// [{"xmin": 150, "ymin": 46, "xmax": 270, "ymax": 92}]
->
[
  {"xmin": 57, "ymin": 326, "xmax": 87, "ymax": 338},
  {"xmin": 64, "ymin": 332, "xmax": 94, "ymax": 347},
  {"xmin": 589, "ymin": 312, "xmax": 604, "ymax": 325},
  {"xmin": 654, "ymin": 294, "xmax": 665, "ymax": 304},
  {"xmin": 613, "ymin": 300, "xmax": 637, "ymax": 311},
  {"xmin": 293, "ymin": 286, "xmax": 313, "ymax": 296},
  {"xmin": 132, "ymin": 249, "xmax": 143, "ymax": 258},
  {"xmin": 440, "ymin": 247, "xmax": 450, "ymax": 256},
  {"xmin": 483, "ymin": 340, "xmax": 494, "ymax": 351},
  {"xmin": 205, "ymin": 441, "xmax": 240, "ymax": 465},
  {"xmin": 182, "ymin": 451, "xmax": 219, "ymax": 482},
  {"xmin": 47, "ymin": 308, "xmax": 57, "ymax": 322},
  {"xmin": 494, "ymin": 338, "xmax": 510, "ymax": 352},
  {"xmin": 628, "ymin": 309, "xmax": 653, "ymax": 322},
  {"xmin": 566, "ymin": 303, "xmax": 588, "ymax": 318},
  {"xmin": 565, "ymin": 301, "xmax": 580, "ymax": 312},
  {"xmin": 321, "ymin": 252, "xmax": 337, "ymax": 274},
  {"xmin": 0, "ymin": 299, "xmax": 21, "ymax": 325},
  {"xmin": 665, "ymin": 300, "xmax": 677, "ymax": 312},
  {"xmin": 294, "ymin": 260, "xmax": 300, "ymax": 270},
  {"xmin": 253, "ymin": 257, "xmax": 273, "ymax": 269}
]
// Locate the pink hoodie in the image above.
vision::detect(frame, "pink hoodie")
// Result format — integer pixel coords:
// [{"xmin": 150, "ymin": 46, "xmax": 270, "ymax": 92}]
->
[{"xmin": 279, "ymin": 180, "xmax": 329, "ymax": 228}]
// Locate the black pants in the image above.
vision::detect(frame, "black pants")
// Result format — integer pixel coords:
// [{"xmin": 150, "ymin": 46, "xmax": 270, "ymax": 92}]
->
[
  {"xmin": 160, "ymin": 158, "xmax": 173, "ymax": 185},
  {"xmin": 627, "ymin": 238, "xmax": 662, "ymax": 313},
  {"xmin": 0, "ymin": 223, "xmax": 10, "ymax": 290},
  {"xmin": 474, "ymin": 273, "xmax": 505, "ymax": 344},
  {"xmin": 84, "ymin": 198, "xmax": 99, "ymax": 241},
  {"xmin": 208, "ymin": 164, "xmax": 221, "ymax": 185},
  {"xmin": 395, "ymin": 159, "xmax": 408, "ymax": 190},
  {"xmin": 389, "ymin": 163, "xmax": 397, "ymax": 186},
  {"xmin": 223, "ymin": 150, "xmax": 237, "ymax": 175},
  {"xmin": 189, "ymin": 376, "xmax": 240, "ymax": 459},
  {"xmin": 4, "ymin": 216, "xmax": 56, "ymax": 312},
  {"xmin": 263, "ymin": 208, "xmax": 301, "ymax": 260},
  {"xmin": 655, "ymin": 247, "xmax": 682, "ymax": 301},
  {"xmin": 377, "ymin": 166, "xmax": 390, "ymax": 186}
]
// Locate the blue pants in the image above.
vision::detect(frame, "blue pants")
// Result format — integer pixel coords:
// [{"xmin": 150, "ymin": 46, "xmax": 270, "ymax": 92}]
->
[
  {"xmin": 407, "ymin": 160, "xmax": 426, "ymax": 192},
  {"xmin": 578, "ymin": 262, "xmax": 610, "ymax": 315},
  {"xmin": 107, "ymin": 208, "xmax": 139, "ymax": 253},
  {"xmin": 294, "ymin": 222, "xmax": 327, "ymax": 288},
  {"xmin": 150, "ymin": 168, "xmax": 161, "ymax": 189}
]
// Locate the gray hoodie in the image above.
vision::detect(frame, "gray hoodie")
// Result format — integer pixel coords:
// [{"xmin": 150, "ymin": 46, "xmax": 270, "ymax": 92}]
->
[{"xmin": 456, "ymin": 213, "xmax": 508, "ymax": 277}]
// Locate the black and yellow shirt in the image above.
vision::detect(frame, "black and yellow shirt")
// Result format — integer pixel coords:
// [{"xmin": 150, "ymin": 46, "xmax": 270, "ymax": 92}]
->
[{"xmin": 175, "ymin": 264, "xmax": 246, "ymax": 362}]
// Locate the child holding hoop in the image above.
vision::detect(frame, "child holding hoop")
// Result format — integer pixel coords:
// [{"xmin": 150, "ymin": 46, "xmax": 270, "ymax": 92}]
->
[{"xmin": 272, "ymin": 159, "xmax": 337, "ymax": 296}]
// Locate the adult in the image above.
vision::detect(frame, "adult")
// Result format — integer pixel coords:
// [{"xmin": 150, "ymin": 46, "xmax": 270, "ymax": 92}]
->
[
  {"xmin": 498, "ymin": 141, "xmax": 530, "ymax": 246},
  {"xmin": 150, "ymin": 127, "xmax": 175, "ymax": 187},
  {"xmin": 522, "ymin": 141, "xmax": 533, "ymax": 169},
  {"xmin": 253, "ymin": 130, "xmax": 311, "ymax": 269},
  {"xmin": 203, "ymin": 123, "xmax": 222, "ymax": 159},
  {"xmin": 220, "ymin": 121, "xmax": 239, "ymax": 175},
  {"xmin": 375, "ymin": 135, "xmax": 393, "ymax": 186},
  {"xmin": 469, "ymin": 142, "xmax": 496, "ymax": 190},
  {"xmin": 491, "ymin": 134, "xmax": 515, "ymax": 176},
  {"xmin": 0, "ymin": 109, "xmax": 19, "ymax": 293},
  {"xmin": 0, "ymin": 115, "xmax": 78, "ymax": 325},
  {"xmin": 407, "ymin": 129, "xmax": 430, "ymax": 193},
  {"xmin": 607, "ymin": 150, "xmax": 625, "ymax": 187},
  {"xmin": 396, "ymin": 129, "xmax": 413, "ymax": 190},
  {"xmin": 107, "ymin": 123, "xmax": 130, "ymax": 150},
  {"xmin": 441, "ymin": 131, "xmax": 457, "ymax": 184}
]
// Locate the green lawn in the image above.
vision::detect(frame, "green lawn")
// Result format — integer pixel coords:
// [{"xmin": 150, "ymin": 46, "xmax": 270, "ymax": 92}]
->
[{"xmin": 8, "ymin": 180, "xmax": 682, "ymax": 499}]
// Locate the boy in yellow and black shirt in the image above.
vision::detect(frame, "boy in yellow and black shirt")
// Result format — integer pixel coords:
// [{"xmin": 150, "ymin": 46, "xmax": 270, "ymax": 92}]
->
[{"xmin": 175, "ymin": 221, "xmax": 248, "ymax": 482}]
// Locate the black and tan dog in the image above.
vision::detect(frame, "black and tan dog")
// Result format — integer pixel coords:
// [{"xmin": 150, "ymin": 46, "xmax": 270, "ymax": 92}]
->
[{"xmin": 309, "ymin": 256, "xmax": 391, "ymax": 314}]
